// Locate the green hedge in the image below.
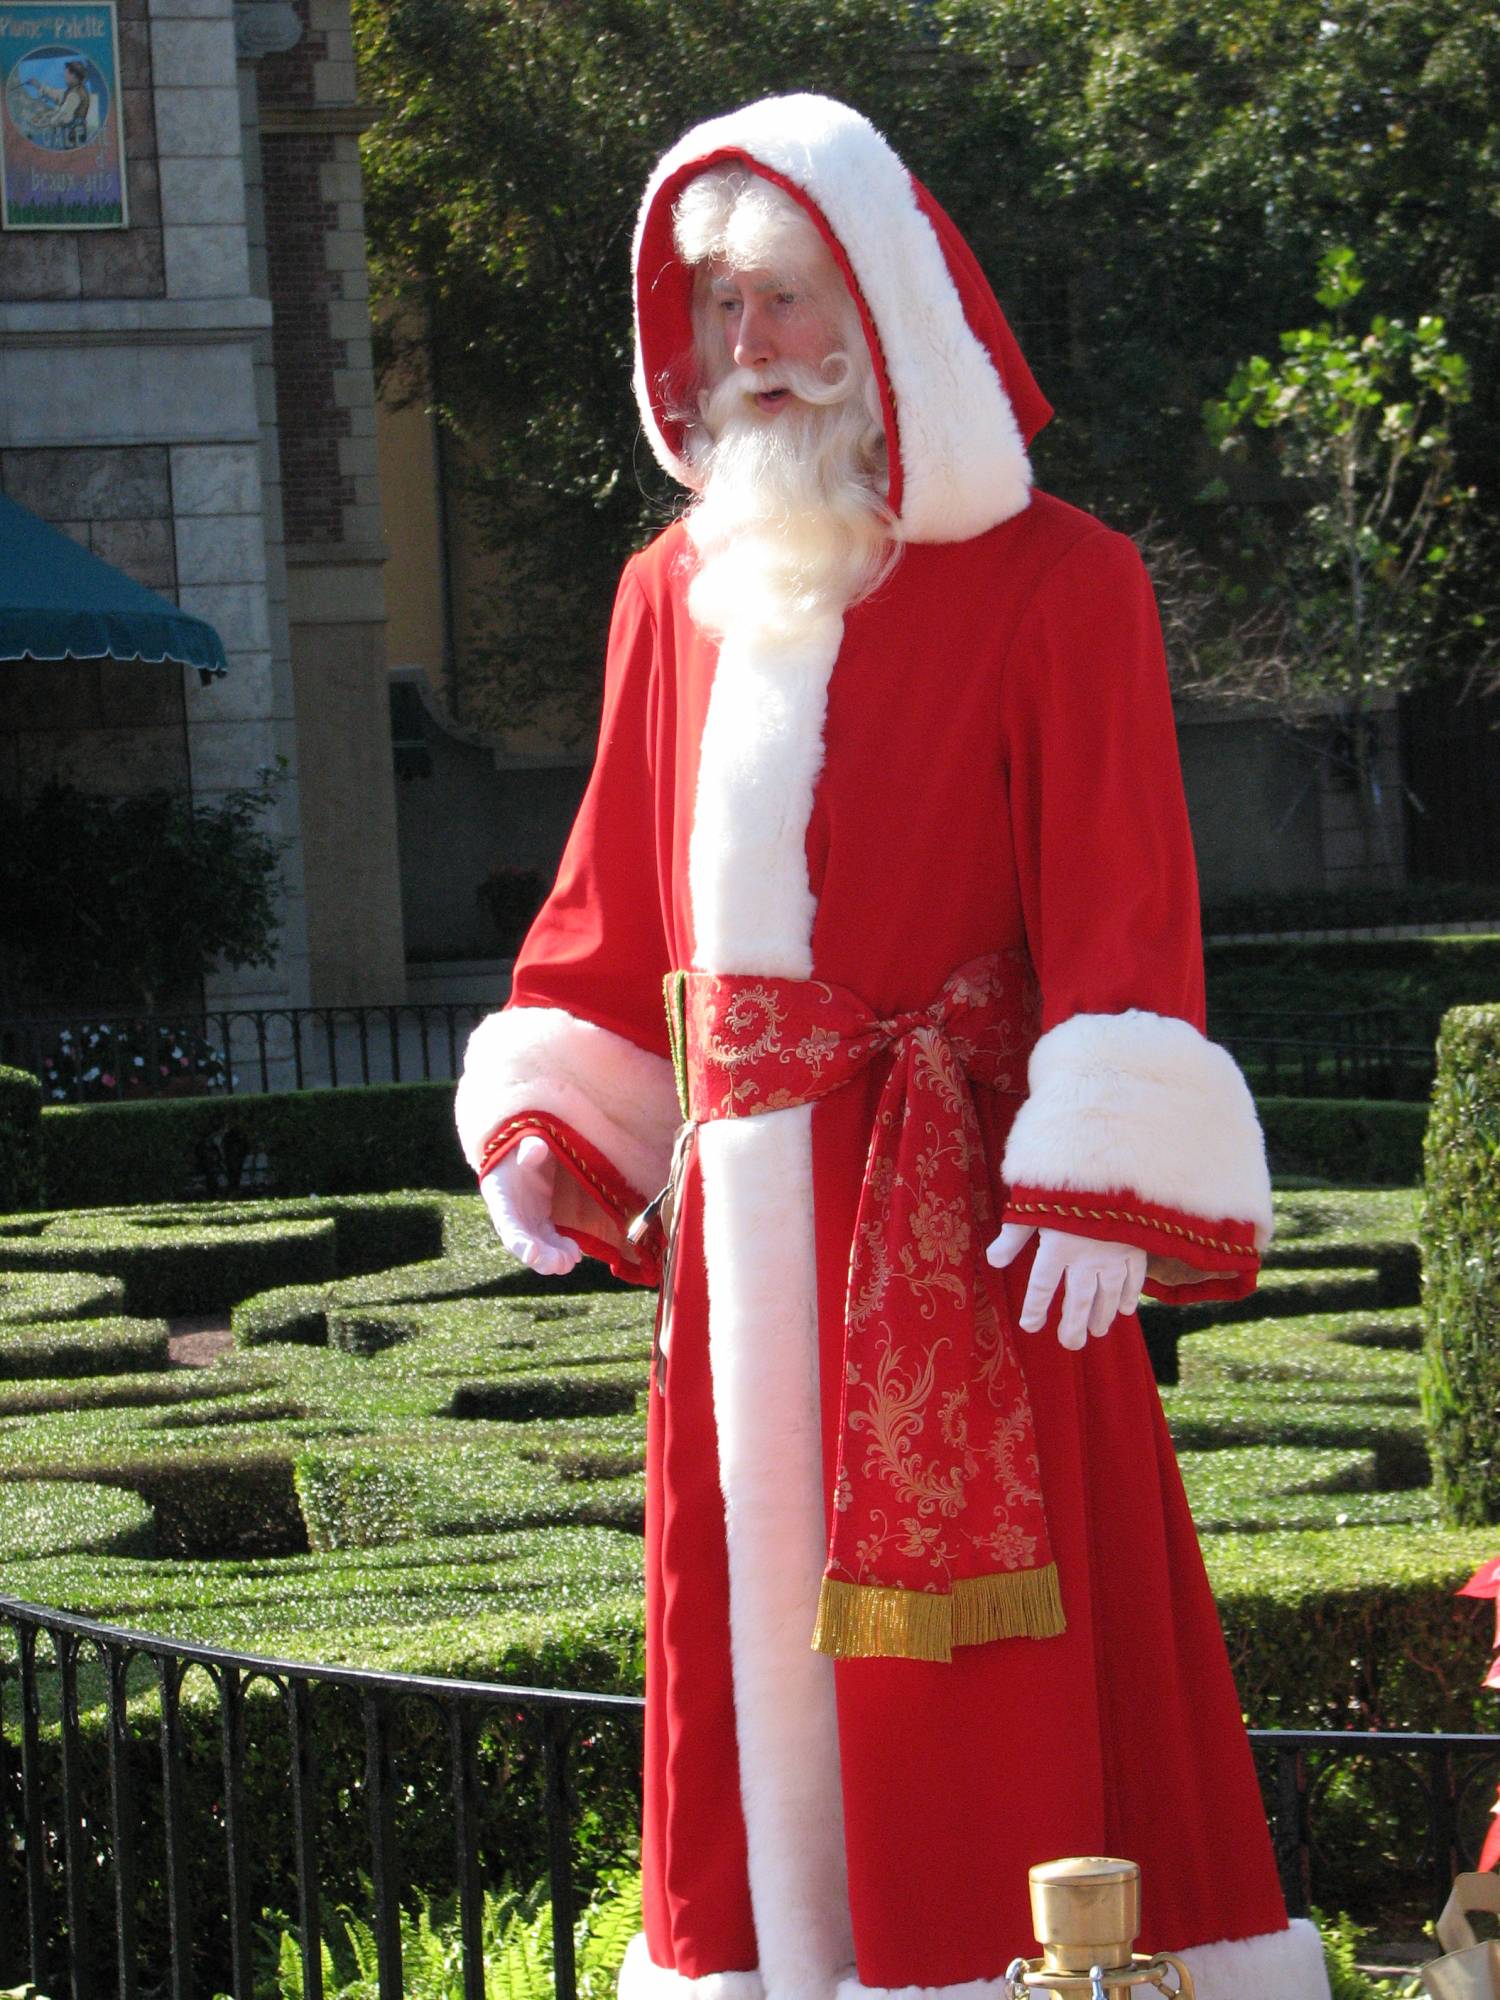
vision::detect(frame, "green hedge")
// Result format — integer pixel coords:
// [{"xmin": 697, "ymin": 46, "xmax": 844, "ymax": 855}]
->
[
  {"xmin": 1206, "ymin": 932, "xmax": 1500, "ymax": 1017},
  {"xmin": 1204, "ymin": 881, "xmax": 1500, "ymax": 938},
  {"xmin": 1258, "ymin": 1096, "xmax": 1428, "ymax": 1185},
  {"xmin": 1207, "ymin": 1525, "xmax": 1500, "ymax": 1733},
  {"xmin": 0, "ymin": 1314, "xmax": 169, "ymax": 1380},
  {"xmin": 0, "ymin": 1268, "xmax": 124, "ymax": 1325},
  {"xmin": 0, "ymin": 1218, "xmax": 339, "ymax": 1317},
  {"xmin": 40, "ymin": 1081, "xmax": 469, "ymax": 1208},
  {"xmin": 1421, "ymin": 1005, "xmax": 1500, "ymax": 1524},
  {"xmin": 0, "ymin": 1064, "xmax": 41, "ymax": 1211},
  {"xmin": 0, "ymin": 1477, "xmax": 154, "ymax": 1561},
  {"xmin": 233, "ymin": 1237, "xmax": 619, "ymax": 1348}
]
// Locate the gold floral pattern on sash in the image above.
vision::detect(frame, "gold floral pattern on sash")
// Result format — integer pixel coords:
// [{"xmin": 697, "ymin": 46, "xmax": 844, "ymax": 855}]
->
[{"xmin": 677, "ymin": 953, "xmax": 1063, "ymax": 1663}]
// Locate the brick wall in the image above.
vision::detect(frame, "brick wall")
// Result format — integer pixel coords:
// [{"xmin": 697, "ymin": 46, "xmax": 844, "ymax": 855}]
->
[{"xmin": 260, "ymin": 130, "xmax": 352, "ymax": 545}]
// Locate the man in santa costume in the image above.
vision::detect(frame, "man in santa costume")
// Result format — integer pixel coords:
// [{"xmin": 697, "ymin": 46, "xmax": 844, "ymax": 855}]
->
[{"xmin": 456, "ymin": 93, "xmax": 1329, "ymax": 2000}]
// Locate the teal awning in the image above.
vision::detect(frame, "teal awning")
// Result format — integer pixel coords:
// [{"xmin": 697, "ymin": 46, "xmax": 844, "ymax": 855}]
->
[{"xmin": 0, "ymin": 492, "xmax": 228, "ymax": 680}]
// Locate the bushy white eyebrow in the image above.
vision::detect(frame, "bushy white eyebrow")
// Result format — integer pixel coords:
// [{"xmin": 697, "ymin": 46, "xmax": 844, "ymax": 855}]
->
[{"xmin": 707, "ymin": 269, "xmax": 806, "ymax": 299}]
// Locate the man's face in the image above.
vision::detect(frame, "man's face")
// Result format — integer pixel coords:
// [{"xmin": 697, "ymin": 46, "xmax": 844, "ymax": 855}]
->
[{"xmin": 705, "ymin": 247, "xmax": 852, "ymax": 418}]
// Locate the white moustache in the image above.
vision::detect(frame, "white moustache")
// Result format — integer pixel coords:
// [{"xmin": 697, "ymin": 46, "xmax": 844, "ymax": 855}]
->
[{"xmin": 698, "ymin": 354, "xmax": 857, "ymax": 431}]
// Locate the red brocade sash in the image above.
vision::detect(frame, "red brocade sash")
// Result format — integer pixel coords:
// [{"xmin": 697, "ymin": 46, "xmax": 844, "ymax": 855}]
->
[{"xmin": 666, "ymin": 952, "xmax": 1064, "ymax": 1664}]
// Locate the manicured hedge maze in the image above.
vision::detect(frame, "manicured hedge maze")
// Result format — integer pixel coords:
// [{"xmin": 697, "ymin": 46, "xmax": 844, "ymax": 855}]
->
[
  {"xmin": 0, "ymin": 1177, "xmax": 1494, "ymax": 1937},
  {"xmin": 0, "ymin": 1178, "xmax": 1485, "ymax": 1709}
]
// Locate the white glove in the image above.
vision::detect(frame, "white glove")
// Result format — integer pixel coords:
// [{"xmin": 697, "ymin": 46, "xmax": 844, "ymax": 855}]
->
[
  {"xmin": 479, "ymin": 1134, "xmax": 582, "ymax": 1276},
  {"xmin": 986, "ymin": 1223, "xmax": 1147, "ymax": 1352}
]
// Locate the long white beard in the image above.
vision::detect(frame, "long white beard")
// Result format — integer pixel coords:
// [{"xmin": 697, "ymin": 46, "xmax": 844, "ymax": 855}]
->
[{"xmin": 683, "ymin": 361, "xmax": 892, "ymax": 647}]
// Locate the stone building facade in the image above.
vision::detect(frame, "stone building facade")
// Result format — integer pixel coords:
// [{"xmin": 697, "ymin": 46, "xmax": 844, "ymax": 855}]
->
[{"xmin": 0, "ymin": 0, "xmax": 404, "ymax": 1013}]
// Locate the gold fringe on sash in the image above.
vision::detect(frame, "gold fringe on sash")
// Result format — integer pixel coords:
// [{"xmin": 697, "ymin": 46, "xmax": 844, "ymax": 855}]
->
[{"xmin": 811, "ymin": 1563, "xmax": 1065, "ymax": 1663}]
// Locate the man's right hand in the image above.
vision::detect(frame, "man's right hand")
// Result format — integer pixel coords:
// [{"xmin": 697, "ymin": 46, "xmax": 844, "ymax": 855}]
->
[{"xmin": 479, "ymin": 1134, "xmax": 582, "ymax": 1275}]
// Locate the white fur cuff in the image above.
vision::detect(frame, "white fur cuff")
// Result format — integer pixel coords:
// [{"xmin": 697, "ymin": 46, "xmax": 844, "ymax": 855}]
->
[
  {"xmin": 1000, "ymin": 1011, "xmax": 1274, "ymax": 1250},
  {"xmin": 453, "ymin": 1005, "xmax": 680, "ymax": 1199}
]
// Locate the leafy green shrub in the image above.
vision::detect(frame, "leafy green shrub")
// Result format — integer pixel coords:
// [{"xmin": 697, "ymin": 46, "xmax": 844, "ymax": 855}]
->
[
  {"xmin": 0, "ymin": 1477, "xmax": 154, "ymax": 1560},
  {"xmin": 0, "ymin": 1064, "xmax": 41, "ymax": 1211},
  {"xmin": 1313, "ymin": 1908, "xmax": 1422, "ymax": 2000},
  {"xmin": 247, "ymin": 1871, "xmax": 641, "ymax": 2000},
  {"xmin": 1206, "ymin": 933, "xmax": 1500, "ymax": 1019},
  {"xmin": 41, "ymin": 1083, "xmax": 470, "ymax": 1207},
  {"xmin": 1177, "ymin": 1445, "xmax": 1433, "ymax": 1534},
  {"xmin": 40, "ymin": 1193, "xmax": 448, "ymax": 1275},
  {"xmin": 1421, "ymin": 1005, "xmax": 1500, "ymax": 1524},
  {"xmin": 0, "ymin": 1268, "xmax": 124, "ymax": 1325},
  {"xmin": 1204, "ymin": 882, "xmax": 1500, "ymax": 939},
  {"xmin": 233, "ymin": 1239, "xmax": 619, "ymax": 1348},
  {"xmin": 0, "ymin": 1314, "xmax": 169, "ymax": 1380},
  {"xmin": 1258, "ymin": 1096, "xmax": 1428, "ymax": 1184},
  {"xmin": 6, "ymin": 1450, "xmax": 309, "ymax": 1560},
  {"xmin": 0, "ymin": 1217, "xmax": 338, "ymax": 1317},
  {"xmin": 1206, "ymin": 1525, "xmax": 1499, "ymax": 1732},
  {"xmin": 294, "ymin": 1417, "xmax": 645, "ymax": 1551}
]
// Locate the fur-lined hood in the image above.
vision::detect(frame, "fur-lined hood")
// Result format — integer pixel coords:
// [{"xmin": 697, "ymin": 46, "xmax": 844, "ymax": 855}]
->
[{"xmin": 631, "ymin": 93, "xmax": 1051, "ymax": 545}]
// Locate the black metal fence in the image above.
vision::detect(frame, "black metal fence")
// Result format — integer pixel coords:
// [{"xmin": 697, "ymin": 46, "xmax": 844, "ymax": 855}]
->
[
  {"xmin": 5, "ymin": 1593, "xmax": 1500, "ymax": 1996},
  {"xmin": 0, "ymin": 1003, "xmax": 493, "ymax": 1102},
  {"xmin": 1212, "ymin": 1007, "xmax": 1438, "ymax": 1101},
  {"xmin": 0, "ymin": 1594, "xmax": 642, "ymax": 2000},
  {"xmin": 1, "ymin": 1004, "xmax": 1438, "ymax": 1104}
]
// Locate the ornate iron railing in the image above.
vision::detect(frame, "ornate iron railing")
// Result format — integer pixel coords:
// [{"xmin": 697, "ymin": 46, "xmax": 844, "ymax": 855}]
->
[
  {"xmin": 0, "ymin": 1594, "xmax": 642, "ymax": 2000},
  {"xmin": 1213, "ymin": 1007, "xmax": 1437, "ymax": 1101},
  {"xmin": 0, "ymin": 1004, "xmax": 1438, "ymax": 1105},
  {"xmin": 3, "ymin": 1594, "xmax": 1497, "ymax": 1996},
  {"xmin": 0, "ymin": 1003, "xmax": 493, "ymax": 1101}
]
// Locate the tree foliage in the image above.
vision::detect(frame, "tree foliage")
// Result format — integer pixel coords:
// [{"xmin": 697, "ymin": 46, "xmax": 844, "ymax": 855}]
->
[
  {"xmin": 354, "ymin": 0, "xmax": 1500, "ymax": 739},
  {"xmin": 0, "ymin": 773, "xmax": 287, "ymax": 1014},
  {"xmin": 1200, "ymin": 247, "xmax": 1484, "ymax": 704}
]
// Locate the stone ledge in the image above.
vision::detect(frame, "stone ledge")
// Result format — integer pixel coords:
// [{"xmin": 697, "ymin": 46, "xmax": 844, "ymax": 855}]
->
[
  {"xmin": 283, "ymin": 538, "xmax": 389, "ymax": 567},
  {"xmin": 0, "ymin": 298, "xmax": 272, "ymax": 340},
  {"xmin": 257, "ymin": 103, "xmax": 378, "ymax": 135}
]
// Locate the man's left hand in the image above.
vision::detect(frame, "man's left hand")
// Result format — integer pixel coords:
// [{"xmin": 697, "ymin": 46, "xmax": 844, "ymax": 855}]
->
[{"xmin": 987, "ymin": 1224, "xmax": 1147, "ymax": 1351}]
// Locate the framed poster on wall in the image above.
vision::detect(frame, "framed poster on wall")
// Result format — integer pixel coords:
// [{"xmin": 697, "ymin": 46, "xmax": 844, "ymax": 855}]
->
[{"xmin": 0, "ymin": 0, "xmax": 127, "ymax": 228}]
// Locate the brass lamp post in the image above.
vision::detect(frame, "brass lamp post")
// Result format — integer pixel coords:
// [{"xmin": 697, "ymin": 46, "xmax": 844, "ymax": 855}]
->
[{"xmin": 1005, "ymin": 1858, "xmax": 1195, "ymax": 2000}]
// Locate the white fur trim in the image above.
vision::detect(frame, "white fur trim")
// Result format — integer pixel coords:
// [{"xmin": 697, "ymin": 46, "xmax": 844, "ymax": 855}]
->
[
  {"xmin": 619, "ymin": 1934, "xmax": 764, "ymax": 2000},
  {"xmin": 836, "ymin": 1974, "xmax": 999, "ymax": 2000},
  {"xmin": 454, "ymin": 1005, "xmax": 679, "ymax": 1198},
  {"xmin": 1177, "ymin": 1917, "xmax": 1330, "ymax": 2000},
  {"xmin": 835, "ymin": 1919, "xmax": 1329, "ymax": 2000},
  {"xmin": 701, "ymin": 1113, "xmax": 852, "ymax": 2000},
  {"xmin": 1001, "ymin": 1012, "xmax": 1274, "ymax": 1250},
  {"xmin": 688, "ymin": 587, "xmax": 852, "ymax": 1997},
  {"xmin": 633, "ymin": 94, "xmax": 1031, "ymax": 545},
  {"xmin": 688, "ymin": 618, "xmax": 841, "ymax": 978}
]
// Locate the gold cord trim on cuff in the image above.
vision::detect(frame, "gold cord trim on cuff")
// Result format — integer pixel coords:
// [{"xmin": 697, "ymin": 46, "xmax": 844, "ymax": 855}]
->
[
  {"xmin": 1006, "ymin": 1197, "xmax": 1254, "ymax": 1260},
  {"xmin": 479, "ymin": 1115, "xmax": 631, "ymax": 1223},
  {"xmin": 811, "ymin": 1563, "xmax": 1065, "ymax": 1663}
]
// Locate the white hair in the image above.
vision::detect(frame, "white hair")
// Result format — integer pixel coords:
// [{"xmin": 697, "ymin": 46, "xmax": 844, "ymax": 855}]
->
[{"xmin": 666, "ymin": 168, "xmax": 897, "ymax": 643}]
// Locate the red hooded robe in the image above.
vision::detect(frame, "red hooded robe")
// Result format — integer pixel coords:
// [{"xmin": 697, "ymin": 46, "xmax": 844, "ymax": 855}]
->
[{"xmin": 457, "ymin": 93, "xmax": 1329, "ymax": 2000}]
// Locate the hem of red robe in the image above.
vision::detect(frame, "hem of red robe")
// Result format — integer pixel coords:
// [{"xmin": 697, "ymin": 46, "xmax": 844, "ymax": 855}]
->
[
  {"xmin": 620, "ymin": 1917, "xmax": 1329, "ymax": 2000},
  {"xmin": 476, "ymin": 1112, "xmax": 660, "ymax": 1285},
  {"xmin": 1001, "ymin": 1184, "xmax": 1260, "ymax": 1303}
]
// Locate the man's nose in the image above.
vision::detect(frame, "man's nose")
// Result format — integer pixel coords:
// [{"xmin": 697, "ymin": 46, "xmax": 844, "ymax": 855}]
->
[{"xmin": 733, "ymin": 303, "xmax": 773, "ymax": 370}]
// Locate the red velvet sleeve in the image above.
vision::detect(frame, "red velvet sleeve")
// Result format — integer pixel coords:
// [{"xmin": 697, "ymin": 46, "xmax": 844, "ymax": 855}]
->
[{"xmin": 996, "ymin": 527, "xmax": 1271, "ymax": 1300}]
